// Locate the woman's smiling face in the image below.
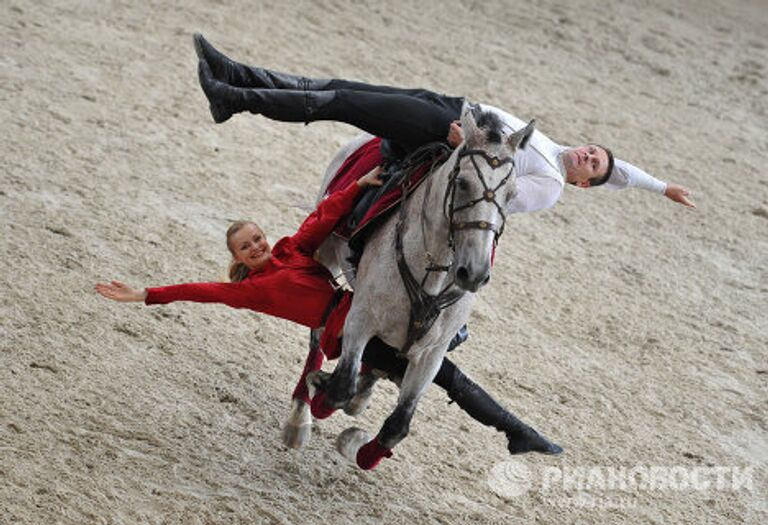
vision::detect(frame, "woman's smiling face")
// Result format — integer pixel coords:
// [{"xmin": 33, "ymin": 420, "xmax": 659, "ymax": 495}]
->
[{"xmin": 229, "ymin": 222, "xmax": 271, "ymax": 271}]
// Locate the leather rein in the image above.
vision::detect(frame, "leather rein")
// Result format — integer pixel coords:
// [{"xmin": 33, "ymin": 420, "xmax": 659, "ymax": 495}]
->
[{"xmin": 394, "ymin": 144, "xmax": 515, "ymax": 356}]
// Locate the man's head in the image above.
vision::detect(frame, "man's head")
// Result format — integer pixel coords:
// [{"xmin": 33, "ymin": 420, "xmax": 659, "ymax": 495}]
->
[{"xmin": 562, "ymin": 144, "xmax": 614, "ymax": 187}]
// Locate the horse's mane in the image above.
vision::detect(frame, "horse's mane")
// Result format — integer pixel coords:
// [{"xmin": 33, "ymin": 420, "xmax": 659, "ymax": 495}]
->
[{"xmin": 475, "ymin": 111, "xmax": 504, "ymax": 144}]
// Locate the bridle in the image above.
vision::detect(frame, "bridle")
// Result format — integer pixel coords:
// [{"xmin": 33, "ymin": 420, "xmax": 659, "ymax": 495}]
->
[
  {"xmin": 443, "ymin": 146, "xmax": 516, "ymax": 248},
  {"xmin": 393, "ymin": 142, "xmax": 516, "ymax": 355}
]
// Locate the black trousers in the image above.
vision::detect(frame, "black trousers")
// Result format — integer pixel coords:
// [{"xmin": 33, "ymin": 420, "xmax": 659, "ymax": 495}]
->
[
  {"xmin": 240, "ymin": 77, "xmax": 464, "ymax": 152},
  {"xmin": 362, "ymin": 336, "xmax": 464, "ymax": 394},
  {"xmin": 314, "ymin": 79, "xmax": 464, "ymax": 151},
  {"xmin": 199, "ymin": 38, "xmax": 465, "ymax": 151}
]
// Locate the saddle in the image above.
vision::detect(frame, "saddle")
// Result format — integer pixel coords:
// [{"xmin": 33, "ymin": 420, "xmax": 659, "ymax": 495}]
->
[{"xmin": 325, "ymin": 138, "xmax": 451, "ymax": 254}]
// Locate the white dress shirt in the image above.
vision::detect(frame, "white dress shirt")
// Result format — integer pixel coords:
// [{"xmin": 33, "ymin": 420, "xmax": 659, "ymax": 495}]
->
[{"xmin": 479, "ymin": 104, "xmax": 667, "ymax": 214}]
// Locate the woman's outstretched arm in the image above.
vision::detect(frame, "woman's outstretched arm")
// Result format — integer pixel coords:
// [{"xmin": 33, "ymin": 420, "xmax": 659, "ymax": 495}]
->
[{"xmin": 96, "ymin": 278, "xmax": 267, "ymax": 311}]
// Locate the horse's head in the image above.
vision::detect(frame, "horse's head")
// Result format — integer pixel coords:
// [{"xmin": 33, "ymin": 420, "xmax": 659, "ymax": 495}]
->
[{"xmin": 445, "ymin": 104, "xmax": 535, "ymax": 292}]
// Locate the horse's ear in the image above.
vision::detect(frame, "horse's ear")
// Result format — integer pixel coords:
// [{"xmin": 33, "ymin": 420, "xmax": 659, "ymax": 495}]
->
[
  {"xmin": 460, "ymin": 102, "xmax": 482, "ymax": 144},
  {"xmin": 507, "ymin": 119, "xmax": 536, "ymax": 151}
]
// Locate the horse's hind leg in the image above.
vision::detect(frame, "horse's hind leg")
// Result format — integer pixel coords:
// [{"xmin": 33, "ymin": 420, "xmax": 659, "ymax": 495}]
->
[
  {"xmin": 282, "ymin": 398, "xmax": 312, "ymax": 449},
  {"xmin": 307, "ymin": 365, "xmax": 378, "ymax": 419},
  {"xmin": 282, "ymin": 329, "xmax": 324, "ymax": 449}
]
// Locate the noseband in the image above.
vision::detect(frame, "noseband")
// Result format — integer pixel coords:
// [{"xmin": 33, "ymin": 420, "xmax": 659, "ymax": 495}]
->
[{"xmin": 444, "ymin": 146, "xmax": 516, "ymax": 247}]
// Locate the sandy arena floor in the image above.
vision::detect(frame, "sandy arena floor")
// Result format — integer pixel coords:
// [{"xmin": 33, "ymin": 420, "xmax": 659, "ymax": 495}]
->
[{"xmin": 1, "ymin": 0, "xmax": 766, "ymax": 523}]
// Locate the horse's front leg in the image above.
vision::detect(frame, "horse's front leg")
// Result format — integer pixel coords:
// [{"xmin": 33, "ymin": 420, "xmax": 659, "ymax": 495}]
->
[
  {"xmin": 378, "ymin": 347, "xmax": 444, "ymax": 448},
  {"xmin": 338, "ymin": 345, "xmax": 445, "ymax": 470}
]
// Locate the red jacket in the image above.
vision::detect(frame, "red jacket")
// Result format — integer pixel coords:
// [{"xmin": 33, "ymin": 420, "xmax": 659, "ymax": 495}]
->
[{"xmin": 145, "ymin": 182, "xmax": 361, "ymax": 330}]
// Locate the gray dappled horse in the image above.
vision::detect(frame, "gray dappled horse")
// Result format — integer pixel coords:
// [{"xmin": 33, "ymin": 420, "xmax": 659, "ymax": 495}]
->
[{"xmin": 285, "ymin": 105, "xmax": 535, "ymax": 468}]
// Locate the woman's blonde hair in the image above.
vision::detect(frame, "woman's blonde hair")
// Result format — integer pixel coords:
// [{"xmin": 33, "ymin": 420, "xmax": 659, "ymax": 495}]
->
[{"xmin": 226, "ymin": 221, "xmax": 260, "ymax": 282}]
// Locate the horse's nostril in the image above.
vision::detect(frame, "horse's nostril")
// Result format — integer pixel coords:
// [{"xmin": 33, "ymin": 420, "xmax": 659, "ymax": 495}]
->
[
  {"xmin": 481, "ymin": 274, "xmax": 490, "ymax": 286},
  {"xmin": 456, "ymin": 267, "xmax": 469, "ymax": 282}
]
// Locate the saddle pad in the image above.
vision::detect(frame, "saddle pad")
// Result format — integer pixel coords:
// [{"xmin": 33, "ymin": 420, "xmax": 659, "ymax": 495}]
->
[{"xmin": 326, "ymin": 138, "xmax": 445, "ymax": 243}]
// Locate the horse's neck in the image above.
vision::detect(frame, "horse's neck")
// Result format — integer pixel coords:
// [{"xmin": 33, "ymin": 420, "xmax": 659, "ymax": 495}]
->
[{"xmin": 401, "ymin": 164, "xmax": 454, "ymax": 296}]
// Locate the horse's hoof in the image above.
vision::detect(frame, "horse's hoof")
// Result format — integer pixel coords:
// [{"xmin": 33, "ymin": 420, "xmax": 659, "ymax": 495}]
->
[
  {"xmin": 344, "ymin": 378, "xmax": 376, "ymax": 416},
  {"xmin": 282, "ymin": 398, "xmax": 312, "ymax": 449},
  {"xmin": 282, "ymin": 421, "xmax": 312, "ymax": 449},
  {"xmin": 309, "ymin": 370, "xmax": 353, "ymax": 409},
  {"xmin": 326, "ymin": 381, "xmax": 357, "ymax": 408},
  {"xmin": 336, "ymin": 427, "xmax": 371, "ymax": 463},
  {"xmin": 343, "ymin": 391, "xmax": 372, "ymax": 416}
]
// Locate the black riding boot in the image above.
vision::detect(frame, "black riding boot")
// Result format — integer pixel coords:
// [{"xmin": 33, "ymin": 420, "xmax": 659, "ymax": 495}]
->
[
  {"xmin": 362, "ymin": 337, "xmax": 563, "ymax": 456},
  {"xmin": 194, "ymin": 33, "xmax": 330, "ymax": 90},
  {"xmin": 193, "ymin": 33, "xmax": 466, "ymax": 113},
  {"xmin": 197, "ymin": 59, "xmax": 335, "ymax": 124},
  {"xmin": 437, "ymin": 359, "xmax": 563, "ymax": 455},
  {"xmin": 198, "ymin": 60, "xmax": 454, "ymax": 150}
]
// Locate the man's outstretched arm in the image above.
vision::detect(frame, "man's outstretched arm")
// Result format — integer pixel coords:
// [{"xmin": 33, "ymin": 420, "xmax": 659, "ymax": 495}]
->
[{"xmin": 608, "ymin": 157, "xmax": 696, "ymax": 208}]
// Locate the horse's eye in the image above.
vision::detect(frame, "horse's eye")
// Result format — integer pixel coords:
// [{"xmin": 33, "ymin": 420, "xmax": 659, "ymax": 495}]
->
[{"xmin": 457, "ymin": 178, "xmax": 470, "ymax": 191}]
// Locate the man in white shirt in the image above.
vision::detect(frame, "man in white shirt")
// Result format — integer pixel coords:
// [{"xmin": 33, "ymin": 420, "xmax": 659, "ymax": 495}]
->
[
  {"xmin": 194, "ymin": 33, "xmax": 695, "ymax": 214},
  {"xmin": 453, "ymin": 107, "xmax": 695, "ymax": 212}
]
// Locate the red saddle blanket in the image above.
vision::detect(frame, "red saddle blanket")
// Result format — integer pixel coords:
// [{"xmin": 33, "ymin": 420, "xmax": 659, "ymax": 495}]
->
[{"xmin": 325, "ymin": 137, "xmax": 446, "ymax": 243}]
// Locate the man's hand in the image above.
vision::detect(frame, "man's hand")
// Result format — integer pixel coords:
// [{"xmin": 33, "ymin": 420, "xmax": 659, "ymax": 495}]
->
[
  {"xmin": 95, "ymin": 281, "xmax": 147, "ymax": 302},
  {"xmin": 447, "ymin": 120, "xmax": 464, "ymax": 148},
  {"xmin": 664, "ymin": 184, "xmax": 696, "ymax": 208}
]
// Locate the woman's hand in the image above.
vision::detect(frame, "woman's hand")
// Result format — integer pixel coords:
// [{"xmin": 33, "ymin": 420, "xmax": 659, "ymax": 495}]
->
[
  {"xmin": 95, "ymin": 281, "xmax": 147, "ymax": 302},
  {"xmin": 447, "ymin": 120, "xmax": 464, "ymax": 148},
  {"xmin": 357, "ymin": 166, "xmax": 384, "ymax": 188},
  {"xmin": 664, "ymin": 184, "xmax": 696, "ymax": 208}
]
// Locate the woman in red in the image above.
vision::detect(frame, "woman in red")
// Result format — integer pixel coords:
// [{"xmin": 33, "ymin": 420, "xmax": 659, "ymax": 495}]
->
[
  {"xmin": 96, "ymin": 168, "xmax": 561, "ymax": 468},
  {"xmin": 95, "ymin": 169, "xmax": 381, "ymax": 394}
]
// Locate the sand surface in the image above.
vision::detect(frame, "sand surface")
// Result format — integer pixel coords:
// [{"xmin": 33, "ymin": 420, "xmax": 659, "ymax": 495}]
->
[{"xmin": 2, "ymin": 0, "xmax": 767, "ymax": 523}]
